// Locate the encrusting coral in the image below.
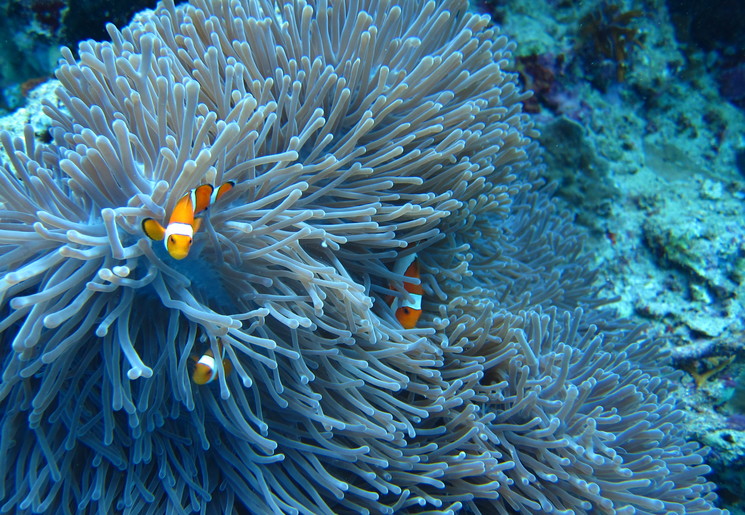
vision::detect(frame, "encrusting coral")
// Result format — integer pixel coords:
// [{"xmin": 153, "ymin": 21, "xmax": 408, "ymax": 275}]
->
[{"xmin": 0, "ymin": 0, "xmax": 727, "ymax": 513}]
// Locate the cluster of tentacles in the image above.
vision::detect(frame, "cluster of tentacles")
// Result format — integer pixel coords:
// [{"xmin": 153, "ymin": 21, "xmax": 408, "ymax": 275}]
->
[{"xmin": 0, "ymin": 0, "xmax": 724, "ymax": 513}]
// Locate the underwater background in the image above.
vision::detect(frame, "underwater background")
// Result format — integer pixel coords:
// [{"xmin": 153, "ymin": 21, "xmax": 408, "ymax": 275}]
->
[
  {"xmin": 0, "ymin": 0, "xmax": 743, "ymax": 513},
  {"xmin": 486, "ymin": 1, "xmax": 745, "ymax": 511}
]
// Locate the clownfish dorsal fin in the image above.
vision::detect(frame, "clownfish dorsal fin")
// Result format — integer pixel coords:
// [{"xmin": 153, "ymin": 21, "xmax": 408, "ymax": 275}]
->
[
  {"xmin": 192, "ymin": 184, "xmax": 214, "ymax": 215},
  {"xmin": 169, "ymin": 193, "xmax": 195, "ymax": 227},
  {"xmin": 142, "ymin": 218, "xmax": 166, "ymax": 241},
  {"xmin": 211, "ymin": 181, "xmax": 235, "ymax": 204}
]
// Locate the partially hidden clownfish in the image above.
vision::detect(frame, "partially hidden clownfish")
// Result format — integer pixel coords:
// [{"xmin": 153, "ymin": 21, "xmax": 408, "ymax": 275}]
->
[
  {"xmin": 142, "ymin": 182, "xmax": 234, "ymax": 260},
  {"xmin": 191, "ymin": 341, "xmax": 233, "ymax": 385},
  {"xmin": 387, "ymin": 252, "xmax": 423, "ymax": 329}
]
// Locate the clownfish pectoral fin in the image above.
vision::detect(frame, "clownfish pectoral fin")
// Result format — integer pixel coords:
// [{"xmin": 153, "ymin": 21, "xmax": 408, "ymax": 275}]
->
[
  {"xmin": 142, "ymin": 218, "xmax": 166, "ymax": 241},
  {"xmin": 193, "ymin": 217, "xmax": 203, "ymax": 233},
  {"xmin": 192, "ymin": 184, "xmax": 215, "ymax": 215},
  {"xmin": 211, "ymin": 181, "xmax": 235, "ymax": 204}
]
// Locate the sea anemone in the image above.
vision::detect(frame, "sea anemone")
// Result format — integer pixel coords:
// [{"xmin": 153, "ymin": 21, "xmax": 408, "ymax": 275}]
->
[{"xmin": 0, "ymin": 0, "xmax": 726, "ymax": 513}]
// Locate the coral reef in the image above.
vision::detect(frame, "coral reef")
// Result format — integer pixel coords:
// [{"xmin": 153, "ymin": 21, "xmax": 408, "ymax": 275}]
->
[
  {"xmin": 0, "ymin": 0, "xmax": 729, "ymax": 513},
  {"xmin": 536, "ymin": 116, "xmax": 618, "ymax": 231},
  {"xmin": 0, "ymin": 0, "xmax": 64, "ymax": 109},
  {"xmin": 578, "ymin": 2, "xmax": 644, "ymax": 86},
  {"xmin": 490, "ymin": 0, "xmax": 745, "ymax": 511},
  {"xmin": 0, "ymin": 0, "xmax": 161, "ymax": 110}
]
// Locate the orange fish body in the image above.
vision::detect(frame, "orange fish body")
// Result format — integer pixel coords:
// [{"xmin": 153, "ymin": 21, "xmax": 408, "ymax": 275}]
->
[
  {"xmin": 142, "ymin": 182, "xmax": 234, "ymax": 259},
  {"xmin": 191, "ymin": 345, "xmax": 233, "ymax": 385},
  {"xmin": 388, "ymin": 252, "xmax": 423, "ymax": 329}
]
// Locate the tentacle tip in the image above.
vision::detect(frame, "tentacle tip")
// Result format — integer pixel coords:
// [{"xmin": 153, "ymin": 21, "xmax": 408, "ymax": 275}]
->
[{"xmin": 127, "ymin": 367, "xmax": 152, "ymax": 380}]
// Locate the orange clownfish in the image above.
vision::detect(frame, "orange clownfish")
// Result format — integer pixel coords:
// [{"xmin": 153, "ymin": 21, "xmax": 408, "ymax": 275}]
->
[
  {"xmin": 387, "ymin": 252, "xmax": 423, "ymax": 329},
  {"xmin": 142, "ymin": 182, "xmax": 234, "ymax": 260},
  {"xmin": 191, "ymin": 342, "xmax": 233, "ymax": 385}
]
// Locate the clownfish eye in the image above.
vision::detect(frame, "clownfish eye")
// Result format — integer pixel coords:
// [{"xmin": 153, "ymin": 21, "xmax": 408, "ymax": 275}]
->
[
  {"xmin": 402, "ymin": 307, "xmax": 410, "ymax": 314},
  {"xmin": 168, "ymin": 236, "xmax": 176, "ymax": 244}
]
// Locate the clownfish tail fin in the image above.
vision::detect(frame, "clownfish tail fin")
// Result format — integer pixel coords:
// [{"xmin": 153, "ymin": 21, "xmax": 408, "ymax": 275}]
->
[{"xmin": 142, "ymin": 218, "xmax": 166, "ymax": 241}]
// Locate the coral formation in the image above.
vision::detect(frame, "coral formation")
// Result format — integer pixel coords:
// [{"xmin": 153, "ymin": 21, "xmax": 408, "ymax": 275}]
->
[
  {"xmin": 0, "ymin": 0, "xmax": 64, "ymax": 109},
  {"xmin": 457, "ymin": 0, "xmax": 745, "ymax": 511},
  {"xmin": 0, "ymin": 0, "xmax": 728, "ymax": 513},
  {"xmin": 0, "ymin": 0, "xmax": 161, "ymax": 110},
  {"xmin": 578, "ymin": 2, "xmax": 644, "ymax": 86},
  {"xmin": 536, "ymin": 116, "xmax": 618, "ymax": 231}
]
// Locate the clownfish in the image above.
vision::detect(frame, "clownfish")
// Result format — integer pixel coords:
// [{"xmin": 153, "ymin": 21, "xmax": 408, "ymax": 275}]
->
[
  {"xmin": 387, "ymin": 252, "xmax": 423, "ymax": 329},
  {"xmin": 142, "ymin": 182, "xmax": 234, "ymax": 260},
  {"xmin": 191, "ymin": 341, "xmax": 233, "ymax": 385}
]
